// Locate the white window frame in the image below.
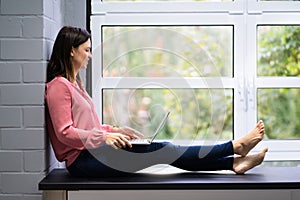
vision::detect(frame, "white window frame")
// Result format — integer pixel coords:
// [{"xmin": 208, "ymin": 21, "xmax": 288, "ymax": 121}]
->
[
  {"xmin": 246, "ymin": 13, "xmax": 300, "ymax": 161},
  {"xmin": 92, "ymin": 0, "xmax": 244, "ymax": 14},
  {"xmin": 248, "ymin": 0, "xmax": 300, "ymax": 14},
  {"xmin": 245, "ymin": 0, "xmax": 300, "ymax": 161},
  {"xmin": 91, "ymin": 0, "xmax": 300, "ymax": 161}
]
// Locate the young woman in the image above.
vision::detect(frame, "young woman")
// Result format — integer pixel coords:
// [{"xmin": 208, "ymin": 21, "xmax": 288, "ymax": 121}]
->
[{"xmin": 45, "ymin": 26, "xmax": 268, "ymax": 178}]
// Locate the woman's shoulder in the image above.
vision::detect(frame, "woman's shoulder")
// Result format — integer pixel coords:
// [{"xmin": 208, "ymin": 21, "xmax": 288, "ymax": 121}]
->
[{"xmin": 46, "ymin": 76, "xmax": 74, "ymax": 92}]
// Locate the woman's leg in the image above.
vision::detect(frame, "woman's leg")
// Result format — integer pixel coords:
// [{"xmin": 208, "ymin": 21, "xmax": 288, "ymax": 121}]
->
[
  {"xmin": 170, "ymin": 141, "xmax": 234, "ymax": 171},
  {"xmin": 67, "ymin": 143, "xmax": 176, "ymax": 177},
  {"xmin": 67, "ymin": 150, "xmax": 133, "ymax": 177},
  {"xmin": 168, "ymin": 120, "xmax": 266, "ymax": 171},
  {"xmin": 233, "ymin": 120, "xmax": 265, "ymax": 156},
  {"xmin": 67, "ymin": 121, "xmax": 266, "ymax": 177},
  {"xmin": 67, "ymin": 146, "xmax": 268, "ymax": 177},
  {"xmin": 233, "ymin": 148, "xmax": 268, "ymax": 174},
  {"xmin": 69, "ymin": 141, "xmax": 235, "ymax": 177}
]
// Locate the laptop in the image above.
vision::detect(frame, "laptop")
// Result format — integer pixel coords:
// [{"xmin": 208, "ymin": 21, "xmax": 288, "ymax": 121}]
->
[{"xmin": 129, "ymin": 111, "xmax": 170, "ymax": 145}]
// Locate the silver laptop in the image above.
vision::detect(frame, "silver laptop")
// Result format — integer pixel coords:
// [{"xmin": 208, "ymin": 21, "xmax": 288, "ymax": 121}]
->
[{"xmin": 129, "ymin": 111, "xmax": 170, "ymax": 145}]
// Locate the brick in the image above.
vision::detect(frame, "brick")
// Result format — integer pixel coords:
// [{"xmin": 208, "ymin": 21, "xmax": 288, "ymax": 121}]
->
[
  {"xmin": 23, "ymin": 195, "xmax": 43, "ymax": 200},
  {"xmin": 22, "ymin": 17, "xmax": 44, "ymax": 38},
  {"xmin": 0, "ymin": 16, "xmax": 22, "ymax": 37},
  {"xmin": 45, "ymin": 40, "xmax": 54, "ymax": 60},
  {"xmin": 53, "ymin": 0, "xmax": 64, "ymax": 26},
  {"xmin": 43, "ymin": 18, "xmax": 53, "ymax": 40},
  {"xmin": 0, "ymin": 195, "xmax": 42, "ymax": 200},
  {"xmin": 23, "ymin": 107, "xmax": 44, "ymax": 128},
  {"xmin": 43, "ymin": 18, "xmax": 63, "ymax": 41},
  {"xmin": 24, "ymin": 150, "xmax": 45, "ymax": 172},
  {"xmin": 23, "ymin": 62, "xmax": 46, "ymax": 83},
  {"xmin": 0, "ymin": 194, "xmax": 23, "ymax": 200},
  {"xmin": 0, "ymin": 107, "xmax": 21, "ymax": 128},
  {"xmin": 0, "ymin": 63, "xmax": 22, "ymax": 83},
  {"xmin": 0, "ymin": 84, "xmax": 44, "ymax": 105},
  {"xmin": 44, "ymin": 0, "xmax": 54, "ymax": 20},
  {"xmin": 1, "ymin": 172, "xmax": 44, "ymax": 194},
  {"xmin": 0, "ymin": 151, "xmax": 23, "ymax": 171},
  {"xmin": 1, "ymin": 0, "xmax": 43, "ymax": 15},
  {"xmin": 64, "ymin": 0, "xmax": 86, "ymax": 28},
  {"xmin": 1, "ymin": 39, "xmax": 44, "ymax": 60},
  {"xmin": 1, "ymin": 129, "xmax": 45, "ymax": 150}
]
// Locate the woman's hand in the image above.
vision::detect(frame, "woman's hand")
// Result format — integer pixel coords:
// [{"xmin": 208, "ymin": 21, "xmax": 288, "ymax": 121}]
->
[
  {"xmin": 105, "ymin": 132, "xmax": 132, "ymax": 150},
  {"xmin": 118, "ymin": 126, "xmax": 144, "ymax": 139}
]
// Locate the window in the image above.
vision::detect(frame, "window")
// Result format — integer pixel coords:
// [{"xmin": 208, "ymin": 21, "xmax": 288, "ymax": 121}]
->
[
  {"xmin": 91, "ymin": 0, "xmax": 300, "ymax": 160},
  {"xmin": 102, "ymin": 26, "xmax": 232, "ymax": 78},
  {"xmin": 257, "ymin": 26, "xmax": 300, "ymax": 140}
]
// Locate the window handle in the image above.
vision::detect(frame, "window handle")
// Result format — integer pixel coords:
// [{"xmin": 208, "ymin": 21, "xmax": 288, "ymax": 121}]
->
[
  {"xmin": 238, "ymin": 78, "xmax": 247, "ymax": 112},
  {"xmin": 246, "ymin": 77, "xmax": 255, "ymax": 110}
]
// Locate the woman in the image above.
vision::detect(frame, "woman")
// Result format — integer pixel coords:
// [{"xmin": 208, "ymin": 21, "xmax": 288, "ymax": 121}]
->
[{"xmin": 45, "ymin": 26, "xmax": 268, "ymax": 178}]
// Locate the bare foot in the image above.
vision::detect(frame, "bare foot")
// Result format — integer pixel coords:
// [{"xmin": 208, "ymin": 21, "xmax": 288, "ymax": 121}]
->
[
  {"xmin": 233, "ymin": 120, "xmax": 265, "ymax": 156},
  {"xmin": 233, "ymin": 148, "xmax": 268, "ymax": 175}
]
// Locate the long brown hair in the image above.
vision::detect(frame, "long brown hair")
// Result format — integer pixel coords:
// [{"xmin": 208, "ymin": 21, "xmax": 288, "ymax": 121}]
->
[{"xmin": 46, "ymin": 26, "xmax": 91, "ymax": 84}]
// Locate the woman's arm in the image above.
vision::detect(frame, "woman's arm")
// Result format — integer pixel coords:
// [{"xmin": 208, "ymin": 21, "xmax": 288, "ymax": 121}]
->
[{"xmin": 46, "ymin": 79, "xmax": 106, "ymax": 149}]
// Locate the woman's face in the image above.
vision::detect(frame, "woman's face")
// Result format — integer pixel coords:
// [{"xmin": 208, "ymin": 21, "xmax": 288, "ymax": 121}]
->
[{"xmin": 71, "ymin": 39, "xmax": 92, "ymax": 72}]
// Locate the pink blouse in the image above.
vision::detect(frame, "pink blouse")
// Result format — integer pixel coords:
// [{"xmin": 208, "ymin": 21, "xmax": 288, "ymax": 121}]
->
[{"xmin": 45, "ymin": 77, "xmax": 113, "ymax": 167}]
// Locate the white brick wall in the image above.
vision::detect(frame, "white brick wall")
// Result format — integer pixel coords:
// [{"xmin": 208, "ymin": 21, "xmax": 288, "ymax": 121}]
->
[
  {"xmin": 1, "ymin": 39, "xmax": 45, "ymax": 60},
  {"xmin": 0, "ymin": 0, "xmax": 43, "ymax": 15},
  {"xmin": 0, "ymin": 151, "xmax": 23, "ymax": 171},
  {"xmin": 0, "ymin": 0, "xmax": 73, "ymax": 199},
  {"xmin": 0, "ymin": 107, "xmax": 22, "ymax": 128},
  {"xmin": 0, "ymin": 0, "xmax": 86, "ymax": 199},
  {"xmin": 1, "ymin": 129, "xmax": 45, "ymax": 150},
  {"xmin": 0, "ymin": 84, "xmax": 44, "ymax": 105},
  {"xmin": 0, "ymin": 16, "xmax": 22, "ymax": 37},
  {"xmin": 23, "ymin": 62, "xmax": 47, "ymax": 83},
  {"xmin": 0, "ymin": 63, "xmax": 22, "ymax": 83}
]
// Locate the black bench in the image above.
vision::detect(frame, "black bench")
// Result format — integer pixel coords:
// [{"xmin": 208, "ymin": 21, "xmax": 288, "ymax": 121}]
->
[{"xmin": 39, "ymin": 167, "xmax": 300, "ymax": 200}]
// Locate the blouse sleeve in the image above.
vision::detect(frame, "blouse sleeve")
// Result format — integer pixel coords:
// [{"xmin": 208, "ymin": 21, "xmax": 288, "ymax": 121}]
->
[
  {"xmin": 46, "ymin": 79, "xmax": 106, "ymax": 150},
  {"xmin": 100, "ymin": 124, "xmax": 114, "ymax": 132}
]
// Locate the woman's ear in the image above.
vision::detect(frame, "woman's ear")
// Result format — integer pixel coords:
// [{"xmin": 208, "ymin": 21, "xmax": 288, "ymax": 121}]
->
[{"xmin": 70, "ymin": 47, "xmax": 75, "ymax": 57}]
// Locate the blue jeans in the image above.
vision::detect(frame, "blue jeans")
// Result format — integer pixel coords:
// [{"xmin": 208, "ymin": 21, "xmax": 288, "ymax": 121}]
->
[{"xmin": 67, "ymin": 141, "xmax": 234, "ymax": 177}]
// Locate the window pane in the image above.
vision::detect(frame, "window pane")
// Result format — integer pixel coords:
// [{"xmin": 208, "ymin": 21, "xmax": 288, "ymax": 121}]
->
[
  {"xmin": 257, "ymin": 88, "xmax": 300, "ymax": 139},
  {"xmin": 257, "ymin": 26, "xmax": 300, "ymax": 76},
  {"xmin": 102, "ymin": 26, "xmax": 233, "ymax": 77},
  {"xmin": 103, "ymin": 89, "xmax": 233, "ymax": 140}
]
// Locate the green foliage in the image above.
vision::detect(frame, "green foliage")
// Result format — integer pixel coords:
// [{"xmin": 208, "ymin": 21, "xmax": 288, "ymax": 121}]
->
[
  {"xmin": 258, "ymin": 26, "xmax": 300, "ymax": 139},
  {"xmin": 258, "ymin": 26, "xmax": 300, "ymax": 76},
  {"xmin": 103, "ymin": 26, "xmax": 233, "ymax": 140}
]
